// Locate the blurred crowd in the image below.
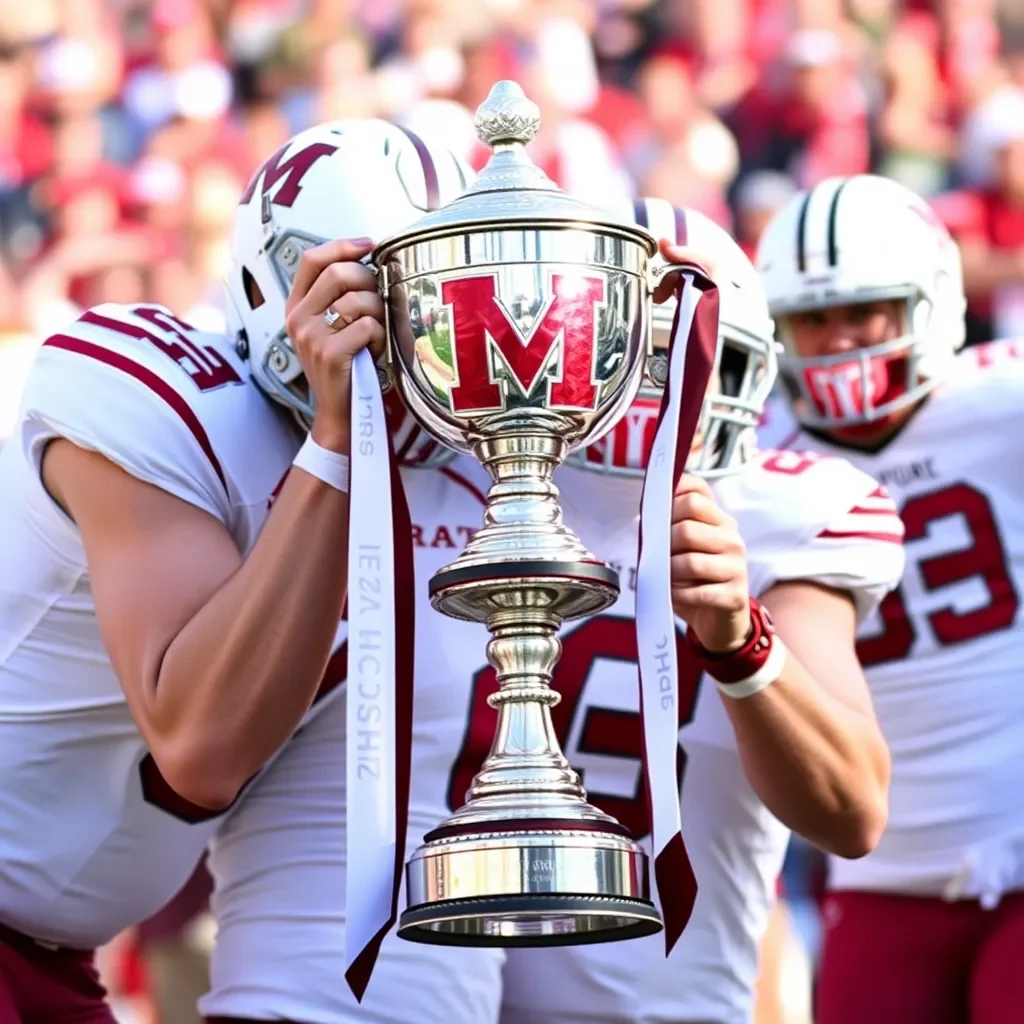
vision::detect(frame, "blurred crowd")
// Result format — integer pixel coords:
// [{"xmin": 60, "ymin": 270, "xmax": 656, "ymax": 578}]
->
[
  {"xmin": 2, "ymin": 0, "xmax": 1024, "ymax": 348},
  {"xmin": 2, "ymin": 0, "xmax": 1024, "ymax": 1021}
]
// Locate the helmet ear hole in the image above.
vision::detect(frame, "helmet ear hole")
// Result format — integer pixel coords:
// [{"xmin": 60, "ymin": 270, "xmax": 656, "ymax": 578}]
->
[{"xmin": 242, "ymin": 266, "xmax": 265, "ymax": 310}]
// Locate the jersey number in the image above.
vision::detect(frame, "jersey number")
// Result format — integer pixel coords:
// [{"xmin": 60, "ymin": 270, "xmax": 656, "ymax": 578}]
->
[
  {"xmin": 88, "ymin": 306, "xmax": 243, "ymax": 392},
  {"xmin": 759, "ymin": 449, "xmax": 824, "ymax": 475},
  {"xmin": 447, "ymin": 616, "xmax": 703, "ymax": 839},
  {"xmin": 857, "ymin": 482, "xmax": 1019, "ymax": 665}
]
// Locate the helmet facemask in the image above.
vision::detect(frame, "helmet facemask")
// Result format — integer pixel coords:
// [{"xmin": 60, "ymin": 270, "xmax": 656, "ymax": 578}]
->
[
  {"xmin": 774, "ymin": 287, "xmax": 946, "ymax": 431},
  {"xmin": 569, "ymin": 306, "xmax": 777, "ymax": 479},
  {"xmin": 243, "ymin": 208, "xmax": 331, "ymax": 427}
]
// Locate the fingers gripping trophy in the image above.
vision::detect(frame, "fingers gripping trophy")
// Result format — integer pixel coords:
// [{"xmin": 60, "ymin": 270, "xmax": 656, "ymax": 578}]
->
[{"xmin": 370, "ymin": 82, "xmax": 721, "ymax": 951}]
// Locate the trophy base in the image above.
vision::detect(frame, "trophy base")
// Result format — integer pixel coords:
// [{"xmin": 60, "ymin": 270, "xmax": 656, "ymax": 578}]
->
[
  {"xmin": 398, "ymin": 893, "xmax": 662, "ymax": 947},
  {"xmin": 398, "ymin": 821, "xmax": 661, "ymax": 947},
  {"xmin": 429, "ymin": 559, "xmax": 620, "ymax": 623}
]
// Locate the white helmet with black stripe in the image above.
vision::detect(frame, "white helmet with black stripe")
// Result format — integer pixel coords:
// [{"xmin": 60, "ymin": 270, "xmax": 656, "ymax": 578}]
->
[
  {"xmin": 756, "ymin": 173, "xmax": 966, "ymax": 429},
  {"xmin": 566, "ymin": 197, "xmax": 778, "ymax": 478},
  {"xmin": 227, "ymin": 118, "xmax": 474, "ymax": 464}
]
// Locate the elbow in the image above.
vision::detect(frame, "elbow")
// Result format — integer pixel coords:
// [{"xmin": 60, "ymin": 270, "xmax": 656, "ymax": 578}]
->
[
  {"xmin": 147, "ymin": 738, "xmax": 248, "ymax": 816},
  {"xmin": 826, "ymin": 728, "xmax": 892, "ymax": 859},
  {"xmin": 819, "ymin": 776, "xmax": 889, "ymax": 859},
  {"xmin": 795, "ymin": 753, "xmax": 890, "ymax": 859},
  {"xmin": 826, "ymin": 799, "xmax": 888, "ymax": 860}
]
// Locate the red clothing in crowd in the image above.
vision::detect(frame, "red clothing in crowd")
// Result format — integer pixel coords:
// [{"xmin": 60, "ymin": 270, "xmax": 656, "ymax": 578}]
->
[
  {"xmin": 933, "ymin": 188, "xmax": 1024, "ymax": 324},
  {"xmin": 0, "ymin": 110, "xmax": 52, "ymax": 188},
  {"xmin": 731, "ymin": 79, "xmax": 869, "ymax": 188}
]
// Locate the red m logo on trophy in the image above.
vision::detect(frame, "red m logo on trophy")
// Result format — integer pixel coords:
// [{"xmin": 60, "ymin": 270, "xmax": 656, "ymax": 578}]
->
[{"xmin": 443, "ymin": 273, "xmax": 607, "ymax": 414}]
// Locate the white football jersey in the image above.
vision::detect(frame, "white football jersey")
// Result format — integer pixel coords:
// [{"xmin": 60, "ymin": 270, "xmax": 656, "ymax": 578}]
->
[
  {"xmin": 761, "ymin": 339, "xmax": 1024, "ymax": 908},
  {"xmin": 485, "ymin": 456, "xmax": 902, "ymax": 1024},
  {"xmin": 199, "ymin": 451, "xmax": 904, "ymax": 1024},
  {"xmin": 0, "ymin": 302, "xmax": 305, "ymax": 948}
]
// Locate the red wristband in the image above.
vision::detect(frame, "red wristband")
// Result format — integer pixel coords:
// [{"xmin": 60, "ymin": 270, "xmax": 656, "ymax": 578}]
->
[{"xmin": 685, "ymin": 597, "xmax": 777, "ymax": 685}]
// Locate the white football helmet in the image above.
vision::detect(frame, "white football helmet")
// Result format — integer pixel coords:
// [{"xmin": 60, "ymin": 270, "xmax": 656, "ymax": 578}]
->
[
  {"xmin": 226, "ymin": 118, "xmax": 473, "ymax": 464},
  {"xmin": 756, "ymin": 174, "xmax": 966, "ymax": 429},
  {"xmin": 567, "ymin": 198, "xmax": 778, "ymax": 478}
]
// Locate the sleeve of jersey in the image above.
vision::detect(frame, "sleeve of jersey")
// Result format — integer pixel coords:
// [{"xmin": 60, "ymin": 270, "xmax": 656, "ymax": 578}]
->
[
  {"xmin": 18, "ymin": 335, "xmax": 231, "ymax": 526},
  {"xmin": 751, "ymin": 479, "xmax": 906, "ymax": 625}
]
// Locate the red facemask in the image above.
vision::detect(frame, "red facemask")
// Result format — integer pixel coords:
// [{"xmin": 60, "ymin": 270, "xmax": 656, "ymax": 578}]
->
[
  {"xmin": 577, "ymin": 393, "xmax": 663, "ymax": 473},
  {"xmin": 801, "ymin": 351, "xmax": 910, "ymax": 423}
]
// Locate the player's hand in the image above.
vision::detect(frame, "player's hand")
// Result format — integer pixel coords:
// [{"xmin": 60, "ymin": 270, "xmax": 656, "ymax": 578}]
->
[
  {"xmin": 653, "ymin": 239, "xmax": 718, "ymax": 305},
  {"xmin": 284, "ymin": 238, "xmax": 385, "ymax": 452},
  {"xmin": 670, "ymin": 474, "xmax": 752, "ymax": 653}
]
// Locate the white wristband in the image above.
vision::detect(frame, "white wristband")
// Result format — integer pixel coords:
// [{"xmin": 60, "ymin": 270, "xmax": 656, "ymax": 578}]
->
[
  {"xmin": 712, "ymin": 637, "xmax": 788, "ymax": 700},
  {"xmin": 292, "ymin": 435, "xmax": 350, "ymax": 493}
]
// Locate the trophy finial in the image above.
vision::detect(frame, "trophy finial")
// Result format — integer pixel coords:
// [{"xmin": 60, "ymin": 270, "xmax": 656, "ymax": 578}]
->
[
  {"xmin": 372, "ymin": 76, "xmax": 658, "ymax": 243},
  {"xmin": 474, "ymin": 80, "xmax": 541, "ymax": 147}
]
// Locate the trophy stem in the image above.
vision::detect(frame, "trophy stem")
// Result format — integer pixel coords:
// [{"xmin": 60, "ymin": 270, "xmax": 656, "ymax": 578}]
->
[
  {"xmin": 428, "ymin": 434, "xmax": 625, "ymax": 827},
  {"xmin": 429, "ymin": 432, "xmax": 623, "ymax": 625},
  {"xmin": 462, "ymin": 428, "xmax": 586, "ymax": 571},
  {"xmin": 449, "ymin": 607, "xmax": 613, "ymax": 824}
]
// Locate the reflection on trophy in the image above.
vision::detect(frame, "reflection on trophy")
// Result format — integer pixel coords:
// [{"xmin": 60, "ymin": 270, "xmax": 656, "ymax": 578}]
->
[{"xmin": 374, "ymin": 80, "xmax": 674, "ymax": 947}]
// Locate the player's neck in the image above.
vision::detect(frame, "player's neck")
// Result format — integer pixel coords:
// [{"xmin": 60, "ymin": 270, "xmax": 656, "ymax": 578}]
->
[{"xmin": 804, "ymin": 398, "xmax": 929, "ymax": 455}]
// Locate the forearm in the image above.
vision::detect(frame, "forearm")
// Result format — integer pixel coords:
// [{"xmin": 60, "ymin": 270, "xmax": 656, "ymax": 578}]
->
[
  {"xmin": 152, "ymin": 466, "xmax": 349, "ymax": 803},
  {"xmin": 723, "ymin": 652, "xmax": 890, "ymax": 858}
]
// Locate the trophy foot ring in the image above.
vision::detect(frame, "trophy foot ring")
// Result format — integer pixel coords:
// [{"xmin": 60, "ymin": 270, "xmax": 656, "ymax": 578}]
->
[
  {"xmin": 429, "ymin": 558, "xmax": 620, "ymax": 596},
  {"xmin": 429, "ymin": 559, "xmax": 620, "ymax": 623},
  {"xmin": 402, "ymin": 826, "xmax": 656, "ymax": 945},
  {"xmin": 424, "ymin": 816, "xmax": 634, "ymax": 843},
  {"xmin": 397, "ymin": 893, "xmax": 663, "ymax": 947}
]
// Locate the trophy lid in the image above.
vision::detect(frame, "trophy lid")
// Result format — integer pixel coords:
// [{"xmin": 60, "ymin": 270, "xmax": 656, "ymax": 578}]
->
[{"xmin": 375, "ymin": 80, "xmax": 656, "ymax": 254}]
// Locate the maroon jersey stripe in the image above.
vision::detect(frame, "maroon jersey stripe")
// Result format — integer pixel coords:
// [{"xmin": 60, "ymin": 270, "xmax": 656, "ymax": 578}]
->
[
  {"xmin": 43, "ymin": 335, "xmax": 229, "ymax": 495},
  {"xmin": 439, "ymin": 465, "xmax": 488, "ymax": 506},
  {"xmin": 818, "ymin": 527, "xmax": 904, "ymax": 544}
]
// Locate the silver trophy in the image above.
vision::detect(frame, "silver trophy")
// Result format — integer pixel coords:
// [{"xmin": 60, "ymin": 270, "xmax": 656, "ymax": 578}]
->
[{"xmin": 374, "ymin": 81, "xmax": 676, "ymax": 946}]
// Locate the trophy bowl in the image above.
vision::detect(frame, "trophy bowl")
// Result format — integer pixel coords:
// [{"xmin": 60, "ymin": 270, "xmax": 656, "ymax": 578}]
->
[{"xmin": 373, "ymin": 81, "xmax": 669, "ymax": 947}]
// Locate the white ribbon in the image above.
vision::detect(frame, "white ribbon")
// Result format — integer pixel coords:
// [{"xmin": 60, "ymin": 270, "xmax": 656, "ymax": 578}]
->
[{"xmin": 345, "ymin": 346, "xmax": 398, "ymax": 985}]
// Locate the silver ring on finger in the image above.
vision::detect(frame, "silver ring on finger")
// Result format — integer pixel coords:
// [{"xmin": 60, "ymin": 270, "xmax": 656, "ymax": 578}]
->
[{"xmin": 324, "ymin": 307, "xmax": 342, "ymax": 329}]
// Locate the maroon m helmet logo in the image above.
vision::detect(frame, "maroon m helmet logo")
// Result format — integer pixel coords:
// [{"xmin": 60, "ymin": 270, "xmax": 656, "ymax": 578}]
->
[
  {"xmin": 239, "ymin": 142, "xmax": 338, "ymax": 209},
  {"xmin": 443, "ymin": 273, "xmax": 606, "ymax": 414}
]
